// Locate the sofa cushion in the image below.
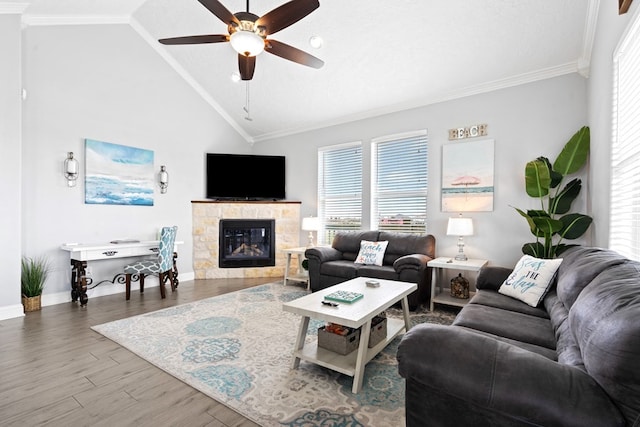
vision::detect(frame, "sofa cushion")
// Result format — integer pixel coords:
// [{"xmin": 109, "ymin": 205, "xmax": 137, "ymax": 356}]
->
[
  {"xmin": 319, "ymin": 260, "xmax": 359, "ymax": 279},
  {"xmin": 453, "ymin": 303, "xmax": 556, "ymax": 349},
  {"xmin": 543, "ymin": 290, "xmax": 584, "ymax": 369},
  {"xmin": 331, "ymin": 231, "xmax": 379, "ymax": 261},
  {"xmin": 378, "ymin": 232, "xmax": 435, "ymax": 265},
  {"xmin": 456, "ymin": 326, "xmax": 558, "ymax": 360},
  {"xmin": 499, "ymin": 255, "xmax": 562, "ymax": 307},
  {"xmin": 354, "ymin": 240, "xmax": 389, "ymax": 266},
  {"xmin": 555, "ymin": 246, "xmax": 627, "ymax": 309},
  {"xmin": 470, "ymin": 290, "xmax": 550, "ymax": 319},
  {"xmin": 569, "ymin": 261, "xmax": 640, "ymax": 424},
  {"xmin": 357, "ymin": 265, "xmax": 398, "ymax": 280}
]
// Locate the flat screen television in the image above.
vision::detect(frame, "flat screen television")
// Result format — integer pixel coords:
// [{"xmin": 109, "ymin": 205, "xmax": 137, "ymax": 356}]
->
[{"xmin": 206, "ymin": 153, "xmax": 286, "ymax": 200}]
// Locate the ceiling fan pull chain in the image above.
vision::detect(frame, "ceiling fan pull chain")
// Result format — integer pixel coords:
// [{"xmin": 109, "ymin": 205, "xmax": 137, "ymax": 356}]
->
[{"xmin": 244, "ymin": 81, "xmax": 253, "ymax": 121}]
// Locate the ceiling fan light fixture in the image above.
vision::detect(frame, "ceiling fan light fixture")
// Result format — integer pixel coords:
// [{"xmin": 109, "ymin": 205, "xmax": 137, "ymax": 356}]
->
[{"xmin": 230, "ymin": 30, "xmax": 264, "ymax": 57}]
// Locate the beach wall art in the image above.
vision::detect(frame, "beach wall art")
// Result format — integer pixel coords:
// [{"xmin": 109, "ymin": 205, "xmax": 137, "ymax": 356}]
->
[
  {"xmin": 441, "ymin": 139, "xmax": 494, "ymax": 212},
  {"xmin": 85, "ymin": 139, "xmax": 155, "ymax": 206}
]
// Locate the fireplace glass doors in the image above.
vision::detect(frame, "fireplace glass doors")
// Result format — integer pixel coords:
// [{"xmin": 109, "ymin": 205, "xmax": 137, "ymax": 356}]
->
[{"xmin": 219, "ymin": 219, "xmax": 276, "ymax": 268}]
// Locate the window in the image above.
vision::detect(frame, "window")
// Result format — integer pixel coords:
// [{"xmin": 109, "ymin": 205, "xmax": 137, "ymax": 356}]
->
[
  {"xmin": 371, "ymin": 130, "xmax": 428, "ymax": 234},
  {"xmin": 317, "ymin": 142, "xmax": 362, "ymax": 244},
  {"xmin": 611, "ymin": 13, "xmax": 640, "ymax": 261}
]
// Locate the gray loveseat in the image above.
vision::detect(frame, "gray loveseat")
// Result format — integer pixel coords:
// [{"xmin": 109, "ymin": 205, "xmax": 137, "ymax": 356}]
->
[
  {"xmin": 304, "ymin": 231, "xmax": 436, "ymax": 310},
  {"xmin": 397, "ymin": 246, "xmax": 640, "ymax": 426}
]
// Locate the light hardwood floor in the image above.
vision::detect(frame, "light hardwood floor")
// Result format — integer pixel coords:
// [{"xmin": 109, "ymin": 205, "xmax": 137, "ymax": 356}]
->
[{"xmin": 0, "ymin": 278, "xmax": 281, "ymax": 427}]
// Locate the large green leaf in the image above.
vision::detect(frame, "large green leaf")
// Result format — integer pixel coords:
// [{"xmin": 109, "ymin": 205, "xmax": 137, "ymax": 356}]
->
[
  {"xmin": 515, "ymin": 207, "xmax": 537, "ymax": 235},
  {"xmin": 525, "ymin": 159, "xmax": 551, "ymax": 198},
  {"xmin": 539, "ymin": 157, "xmax": 563, "ymax": 189},
  {"xmin": 522, "ymin": 242, "xmax": 545, "ymax": 258},
  {"xmin": 549, "ymin": 178, "xmax": 582, "ymax": 215},
  {"xmin": 559, "ymin": 213, "xmax": 593, "ymax": 240},
  {"xmin": 553, "ymin": 126, "xmax": 590, "ymax": 176},
  {"xmin": 527, "ymin": 210, "xmax": 552, "ymax": 237},
  {"xmin": 531, "ymin": 216, "xmax": 563, "ymax": 235}
]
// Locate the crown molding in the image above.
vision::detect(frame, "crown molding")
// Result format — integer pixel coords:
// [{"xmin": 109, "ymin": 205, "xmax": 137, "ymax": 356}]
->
[
  {"xmin": 0, "ymin": 2, "xmax": 28, "ymax": 14},
  {"xmin": 252, "ymin": 63, "xmax": 581, "ymax": 143}
]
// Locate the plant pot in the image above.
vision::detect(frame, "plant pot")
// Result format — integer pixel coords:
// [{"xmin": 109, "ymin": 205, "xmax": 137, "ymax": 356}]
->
[{"xmin": 22, "ymin": 295, "xmax": 42, "ymax": 312}]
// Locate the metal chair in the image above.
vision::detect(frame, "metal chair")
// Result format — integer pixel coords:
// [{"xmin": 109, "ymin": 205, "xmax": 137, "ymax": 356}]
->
[{"xmin": 124, "ymin": 226, "xmax": 178, "ymax": 300}]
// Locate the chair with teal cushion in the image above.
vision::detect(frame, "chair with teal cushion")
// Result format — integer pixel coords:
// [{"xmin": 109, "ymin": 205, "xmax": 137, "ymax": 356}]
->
[{"xmin": 124, "ymin": 226, "xmax": 178, "ymax": 300}]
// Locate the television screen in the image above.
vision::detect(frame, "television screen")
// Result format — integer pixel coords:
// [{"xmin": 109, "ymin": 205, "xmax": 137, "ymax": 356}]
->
[{"xmin": 206, "ymin": 153, "xmax": 286, "ymax": 200}]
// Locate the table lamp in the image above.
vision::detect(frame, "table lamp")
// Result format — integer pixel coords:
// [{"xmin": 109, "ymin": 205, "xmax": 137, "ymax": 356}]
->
[
  {"xmin": 302, "ymin": 217, "xmax": 320, "ymax": 247},
  {"xmin": 447, "ymin": 215, "xmax": 474, "ymax": 261}
]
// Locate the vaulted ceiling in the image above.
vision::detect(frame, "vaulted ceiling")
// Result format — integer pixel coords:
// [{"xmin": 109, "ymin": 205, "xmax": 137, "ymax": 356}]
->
[{"xmin": 17, "ymin": 0, "xmax": 598, "ymax": 143}]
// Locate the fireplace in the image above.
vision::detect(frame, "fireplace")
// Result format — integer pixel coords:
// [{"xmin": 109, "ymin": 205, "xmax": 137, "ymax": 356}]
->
[{"xmin": 219, "ymin": 219, "xmax": 276, "ymax": 268}]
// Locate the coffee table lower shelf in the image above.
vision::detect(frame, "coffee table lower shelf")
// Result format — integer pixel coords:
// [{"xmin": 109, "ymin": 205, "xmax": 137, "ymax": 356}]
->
[{"xmin": 293, "ymin": 317, "xmax": 405, "ymax": 376}]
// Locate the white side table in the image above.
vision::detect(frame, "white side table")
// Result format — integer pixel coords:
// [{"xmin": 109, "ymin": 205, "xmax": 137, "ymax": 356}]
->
[
  {"xmin": 282, "ymin": 246, "xmax": 310, "ymax": 289},
  {"xmin": 428, "ymin": 257, "xmax": 488, "ymax": 311}
]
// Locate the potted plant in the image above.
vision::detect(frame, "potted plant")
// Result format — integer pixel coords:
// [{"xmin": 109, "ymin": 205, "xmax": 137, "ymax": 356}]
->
[
  {"xmin": 21, "ymin": 255, "xmax": 51, "ymax": 312},
  {"xmin": 513, "ymin": 126, "xmax": 593, "ymax": 259}
]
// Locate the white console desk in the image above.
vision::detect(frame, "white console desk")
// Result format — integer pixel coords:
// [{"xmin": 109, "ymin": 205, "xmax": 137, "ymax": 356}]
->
[{"xmin": 60, "ymin": 240, "xmax": 182, "ymax": 305}]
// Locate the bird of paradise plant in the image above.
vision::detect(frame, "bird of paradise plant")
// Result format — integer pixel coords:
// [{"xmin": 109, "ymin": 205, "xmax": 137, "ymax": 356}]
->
[{"xmin": 513, "ymin": 126, "xmax": 592, "ymax": 259}]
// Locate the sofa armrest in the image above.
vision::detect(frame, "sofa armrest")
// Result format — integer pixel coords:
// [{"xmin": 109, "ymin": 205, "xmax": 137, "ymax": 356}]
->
[
  {"xmin": 397, "ymin": 324, "xmax": 624, "ymax": 427},
  {"xmin": 475, "ymin": 266, "xmax": 512, "ymax": 291},
  {"xmin": 304, "ymin": 246, "xmax": 343, "ymax": 263},
  {"xmin": 393, "ymin": 254, "xmax": 430, "ymax": 273}
]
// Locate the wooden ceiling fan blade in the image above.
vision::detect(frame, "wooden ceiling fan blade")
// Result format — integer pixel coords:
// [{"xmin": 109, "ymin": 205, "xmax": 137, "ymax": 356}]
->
[
  {"xmin": 256, "ymin": 0, "xmax": 319, "ymax": 35},
  {"xmin": 265, "ymin": 39, "xmax": 324, "ymax": 69},
  {"xmin": 159, "ymin": 34, "xmax": 229, "ymax": 45},
  {"xmin": 239, "ymin": 55, "xmax": 256, "ymax": 80},
  {"xmin": 197, "ymin": 0, "xmax": 239, "ymax": 26}
]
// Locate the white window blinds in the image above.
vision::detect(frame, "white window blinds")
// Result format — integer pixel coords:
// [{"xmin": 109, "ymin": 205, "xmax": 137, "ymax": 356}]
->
[
  {"xmin": 317, "ymin": 142, "xmax": 362, "ymax": 244},
  {"xmin": 611, "ymin": 13, "xmax": 640, "ymax": 261},
  {"xmin": 371, "ymin": 130, "xmax": 428, "ymax": 234}
]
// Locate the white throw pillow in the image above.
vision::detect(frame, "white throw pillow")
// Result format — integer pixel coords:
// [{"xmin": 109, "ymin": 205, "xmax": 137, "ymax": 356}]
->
[
  {"xmin": 498, "ymin": 255, "xmax": 563, "ymax": 307},
  {"xmin": 354, "ymin": 240, "xmax": 389, "ymax": 266}
]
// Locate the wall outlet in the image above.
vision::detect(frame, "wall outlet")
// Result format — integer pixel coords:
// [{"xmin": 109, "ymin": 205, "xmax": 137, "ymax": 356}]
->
[{"xmin": 85, "ymin": 266, "xmax": 93, "ymax": 277}]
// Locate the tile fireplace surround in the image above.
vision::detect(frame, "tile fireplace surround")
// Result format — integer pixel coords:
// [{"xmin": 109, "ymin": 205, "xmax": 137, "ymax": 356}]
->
[{"xmin": 191, "ymin": 200, "xmax": 301, "ymax": 279}]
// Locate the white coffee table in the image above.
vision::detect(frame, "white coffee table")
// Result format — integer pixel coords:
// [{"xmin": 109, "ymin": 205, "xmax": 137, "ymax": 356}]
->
[{"xmin": 282, "ymin": 277, "xmax": 417, "ymax": 393}]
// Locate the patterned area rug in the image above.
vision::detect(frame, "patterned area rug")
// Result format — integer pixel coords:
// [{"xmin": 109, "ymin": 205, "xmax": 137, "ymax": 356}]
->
[{"xmin": 92, "ymin": 282, "xmax": 457, "ymax": 427}]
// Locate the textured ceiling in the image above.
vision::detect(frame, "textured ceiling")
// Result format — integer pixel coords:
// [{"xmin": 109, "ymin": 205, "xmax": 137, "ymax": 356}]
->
[{"xmin": 17, "ymin": 0, "xmax": 598, "ymax": 143}]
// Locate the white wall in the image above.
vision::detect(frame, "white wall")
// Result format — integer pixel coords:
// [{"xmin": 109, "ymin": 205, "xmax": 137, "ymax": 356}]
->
[
  {"xmin": 0, "ymin": 13, "xmax": 25, "ymax": 320},
  {"xmin": 587, "ymin": 1, "xmax": 638, "ymax": 247},
  {"xmin": 16, "ymin": 23, "xmax": 250, "ymax": 312},
  {"xmin": 254, "ymin": 73, "xmax": 589, "ymax": 269},
  {"xmin": 5, "ymin": 2, "xmax": 636, "ymax": 320}
]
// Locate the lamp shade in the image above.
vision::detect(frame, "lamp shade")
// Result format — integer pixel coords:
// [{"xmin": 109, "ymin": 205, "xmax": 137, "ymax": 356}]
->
[
  {"xmin": 447, "ymin": 217, "xmax": 474, "ymax": 236},
  {"xmin": 230, "ymin": 30, "xmax": 264, "ymax": 57},
  {"xmin": 302, "ymin": 216, "xmax": 320, "ymax": 231}
]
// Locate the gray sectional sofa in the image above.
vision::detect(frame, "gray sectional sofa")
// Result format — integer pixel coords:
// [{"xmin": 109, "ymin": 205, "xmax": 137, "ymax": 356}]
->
[
  {"xmin": 397, "ymin": 246, "xmax": 640, "ymax": 427},
  {"xmin": 304, "ymin": 231, "xmax": 436, "ymax": 309}
]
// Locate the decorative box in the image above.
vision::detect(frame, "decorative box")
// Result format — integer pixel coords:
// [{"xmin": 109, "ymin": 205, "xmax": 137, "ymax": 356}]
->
[
  {"xmin": 318, "ymin": 325, "xmax": 361, "ymax": 355},
  {"xmin": 368, "ymin": 314, "xmax": 387, "ymax": 348}
]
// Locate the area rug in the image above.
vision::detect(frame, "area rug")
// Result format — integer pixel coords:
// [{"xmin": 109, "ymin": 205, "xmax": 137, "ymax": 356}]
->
[{"xmin": 92, "ymin": 282, "xmax": 457, "ymax": 427}]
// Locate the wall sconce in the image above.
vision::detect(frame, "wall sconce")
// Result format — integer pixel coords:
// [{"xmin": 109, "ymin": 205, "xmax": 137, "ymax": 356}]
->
[
  {"xmin": 64, "ymin": 152, "xmax": 79, "ymax": 187},
  {"xmin": 447, "ymin": 215, "xmax": 474, "ymax": 261},
  {"xmin": 159, "ymin": 165, "xmax": 169, "ymax": 194},
  {"xmin": 302, "ymin": 216, "xmax": 321, "ymax": 247}
]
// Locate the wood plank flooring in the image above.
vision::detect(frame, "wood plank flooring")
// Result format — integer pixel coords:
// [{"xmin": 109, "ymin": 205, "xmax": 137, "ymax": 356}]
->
[{"xmin": 0, "ymin": 277, "xmax": 283, "ymax": 427}]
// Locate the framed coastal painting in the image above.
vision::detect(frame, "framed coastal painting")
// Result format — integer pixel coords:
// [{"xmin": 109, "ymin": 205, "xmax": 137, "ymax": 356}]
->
[
  {"xmin": 441, "ymin": 139, "xmax": 494, "ymax": 212},
  {"xmin": 85, "ymin": 139, "xmax": 155, "ymax": 206}
]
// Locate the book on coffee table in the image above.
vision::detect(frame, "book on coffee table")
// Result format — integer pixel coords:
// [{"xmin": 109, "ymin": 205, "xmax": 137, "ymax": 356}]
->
[{"xmin": 324, "ymin": 290, "xmax": 364, "ymax": 304}]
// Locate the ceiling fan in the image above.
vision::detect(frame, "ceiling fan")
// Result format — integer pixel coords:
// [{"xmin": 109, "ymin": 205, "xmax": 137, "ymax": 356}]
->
[{"xmin": 159, "ymin": 0, "xmax": 324, "ymax": 81}]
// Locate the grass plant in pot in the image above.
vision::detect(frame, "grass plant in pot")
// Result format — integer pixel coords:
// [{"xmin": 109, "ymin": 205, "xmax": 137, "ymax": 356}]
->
[{"xmin": 21, "ymin": 255, "xmax": 51, "ymax": 312}]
